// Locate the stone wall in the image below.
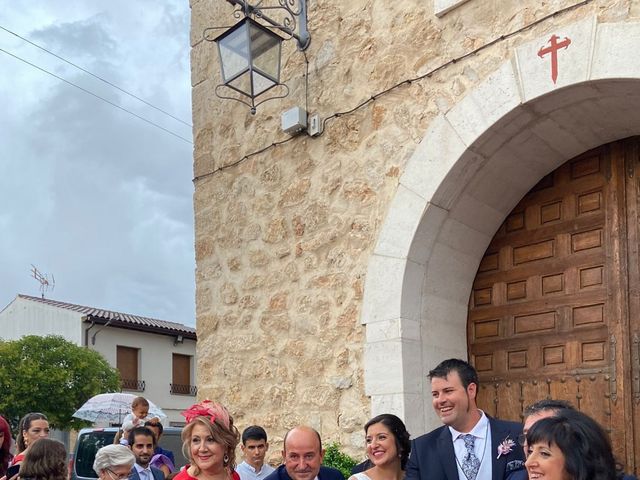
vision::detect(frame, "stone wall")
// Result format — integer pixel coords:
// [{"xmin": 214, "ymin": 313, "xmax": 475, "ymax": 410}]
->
[{"xmin": 190, "ymin": 0, "xmax": 633, "ymax": 457}]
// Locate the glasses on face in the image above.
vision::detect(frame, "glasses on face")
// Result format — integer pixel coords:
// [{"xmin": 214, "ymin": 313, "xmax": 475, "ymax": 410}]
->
[{"xmin": 106, "ymin": 468, "xmax": 130, "ymax": 480}]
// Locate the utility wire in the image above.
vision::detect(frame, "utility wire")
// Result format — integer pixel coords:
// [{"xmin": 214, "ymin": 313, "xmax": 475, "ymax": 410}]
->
[
  {"xmin": 192, "ymin": 0, "xmax": 592, "ymax": 182},
  {"xmin": 0, "ymin": 46, "xmax": 193, "ymax": 144},
  {"xmin": 0, "ymin": 25, "xmax": 192, "ymax": 128}
]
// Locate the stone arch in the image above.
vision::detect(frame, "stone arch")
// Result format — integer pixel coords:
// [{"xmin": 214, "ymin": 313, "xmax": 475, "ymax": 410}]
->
[{"xmin": 360, "ymin": 17, "xmax": 640, "ymax": 435}]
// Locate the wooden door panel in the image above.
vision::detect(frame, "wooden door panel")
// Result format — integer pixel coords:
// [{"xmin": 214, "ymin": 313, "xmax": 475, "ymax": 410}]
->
[
  {"xmin": 494, "ymin": 382, "xmax": 522, "ymax": 420},
  {"xmin": 466, "ymin": 139, "xmax": 640, "ymax": 470},
  {"xmin": 467, "ymin": 143, "xmax": 627, "ymax": 451}
]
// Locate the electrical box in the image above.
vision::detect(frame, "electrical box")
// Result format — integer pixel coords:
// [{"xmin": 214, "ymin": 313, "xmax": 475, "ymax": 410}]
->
[{"xmin": 281, "ymin": 107, "xmax": 307, "ymax": 135}]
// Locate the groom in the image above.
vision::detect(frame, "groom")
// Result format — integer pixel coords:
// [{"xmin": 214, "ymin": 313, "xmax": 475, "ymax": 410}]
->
[{"xmin": 405, "ymin": 359, "xmax": 525, "ymax": 480}]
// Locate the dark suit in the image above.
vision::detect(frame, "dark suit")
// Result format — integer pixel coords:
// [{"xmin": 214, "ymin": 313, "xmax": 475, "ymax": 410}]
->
[
  {"xmin": 130, "ymin": 465, "xmax": 165, "ymax": 480},
  {"xmin": 264, "ymin": 465, "xmax": 344, "ymax": 480},
  {"xmin": 350, "ymin": 460, "xmax": 371, "ymax": 475},
  {"xmin": 405, "ymin": 416, "xmax": 525, "ymax": 480}
]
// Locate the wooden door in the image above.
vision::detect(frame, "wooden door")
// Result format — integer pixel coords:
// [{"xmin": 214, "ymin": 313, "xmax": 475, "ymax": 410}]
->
[{"xmin": 468, "ymin": 138, "xmax": 637, "ymax": 470}]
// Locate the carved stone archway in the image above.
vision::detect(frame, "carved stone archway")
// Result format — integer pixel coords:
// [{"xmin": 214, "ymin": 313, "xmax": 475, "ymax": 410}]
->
[{"xmin": 361, "ymin": 17, "xmax": 640, "ymax": 435}]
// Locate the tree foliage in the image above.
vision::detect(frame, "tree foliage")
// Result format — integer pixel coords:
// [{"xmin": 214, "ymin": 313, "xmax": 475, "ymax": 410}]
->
[
  {"xmin": 0, "ymin": 335, "xmax": 120, "ymax": 431},
  {"xmin": 322, "ymin": 442, "xmax": 358, "ymax": 479}
]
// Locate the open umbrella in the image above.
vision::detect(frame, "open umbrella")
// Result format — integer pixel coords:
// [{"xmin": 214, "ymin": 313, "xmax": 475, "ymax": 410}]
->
[{"xmin": 73, "ymin": 392, "xmax": 166, "ymax": 424}]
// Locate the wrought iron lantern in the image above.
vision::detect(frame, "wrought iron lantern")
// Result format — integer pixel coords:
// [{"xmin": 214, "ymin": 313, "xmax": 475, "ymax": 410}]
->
[
  {"xmin": 214, "ymin": 17, "xmax": 284, "ymax": 103},
  {"xmin": 206, "ymin": 0, "xmax": 310, "ymax": 114}
]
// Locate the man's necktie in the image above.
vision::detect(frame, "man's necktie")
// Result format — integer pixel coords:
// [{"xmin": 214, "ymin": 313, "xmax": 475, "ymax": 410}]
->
[{"xmin": 461, "ymin": 434, "xmax": 481, "ymax": 480}]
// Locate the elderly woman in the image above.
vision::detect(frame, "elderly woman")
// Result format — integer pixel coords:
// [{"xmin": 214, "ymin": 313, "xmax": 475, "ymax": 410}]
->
[
  {"xmin": 93, "ymin": 444, "xmax": 137, "ymax": 480},
  {"xmin": 174, "ymin": 400, "xmax": 240, "ymax": 480},
  {"xmin": 18, "ymin": 438, "xmax": 66, "ymax": 480}
]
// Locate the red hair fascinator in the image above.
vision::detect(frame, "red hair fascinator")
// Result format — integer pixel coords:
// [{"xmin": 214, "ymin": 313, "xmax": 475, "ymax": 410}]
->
[{"xmin": 181, "ymin": 400, "xmax": 230, "ymax": 429}]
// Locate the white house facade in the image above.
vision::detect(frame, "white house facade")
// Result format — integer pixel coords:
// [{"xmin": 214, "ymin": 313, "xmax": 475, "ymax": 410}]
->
[{"xmin": 0, "ymin": 294, "xmax": 197, "ymax": 425}]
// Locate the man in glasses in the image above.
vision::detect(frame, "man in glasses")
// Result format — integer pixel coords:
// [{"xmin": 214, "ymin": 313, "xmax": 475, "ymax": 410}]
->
[
  {"xmin": 93, "ymin": 444, "xmax": 137, "ymax": 480},
  {"xmin": 517, "ymin": 399, "xmax": 573, "ymax": 457}
]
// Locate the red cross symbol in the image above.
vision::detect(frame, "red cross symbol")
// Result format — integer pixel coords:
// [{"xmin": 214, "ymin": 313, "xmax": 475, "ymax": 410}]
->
[{"xmin": 538, "ymin": 35, "xmax": 571, "ymax": 84}]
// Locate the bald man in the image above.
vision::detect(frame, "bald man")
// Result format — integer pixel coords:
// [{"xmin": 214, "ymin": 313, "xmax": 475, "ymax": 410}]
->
[{"xmin": 264, "ymin": 426, "xmax": 344, "ymax": 480}]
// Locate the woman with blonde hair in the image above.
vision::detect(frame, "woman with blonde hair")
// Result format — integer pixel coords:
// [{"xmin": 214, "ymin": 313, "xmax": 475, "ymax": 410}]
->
[{"xmin": 174, "ymin": 400, "xmax": 241, "ymax": 480}]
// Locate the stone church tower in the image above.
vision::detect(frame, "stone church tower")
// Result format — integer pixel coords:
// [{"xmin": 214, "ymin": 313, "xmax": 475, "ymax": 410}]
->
[{"xmin": 191, "ymin": 0, "xmax": 640, "ymax": 469}]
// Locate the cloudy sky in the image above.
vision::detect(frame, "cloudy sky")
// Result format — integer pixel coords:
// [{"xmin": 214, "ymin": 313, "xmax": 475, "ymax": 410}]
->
[{"xmin": 0, "ymin": 1, "xmax": 196, "ymax": 326}]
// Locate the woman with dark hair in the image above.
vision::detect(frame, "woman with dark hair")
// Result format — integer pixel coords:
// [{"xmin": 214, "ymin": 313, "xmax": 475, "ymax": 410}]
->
[
  {"xmin": 350, "ymin": 414, "xmax": 410, "ymax": 480},
  {"xmin": 525, "ymin": 409, "xmax": 617, "ymax": 480},
  {"xmin": 0, "ymin": 416, "xmax": 14, "ymax": 477},
  {"xmin": 8, "ymin": 413, "xmax": 50, "ymax": 473},
  {"xmin": 18, "ymin": 438, "xmax": 66, "ymax": 480},
  {"xmin": 174, "ymin": 400, "xmax": 241, "ymax": 480}
]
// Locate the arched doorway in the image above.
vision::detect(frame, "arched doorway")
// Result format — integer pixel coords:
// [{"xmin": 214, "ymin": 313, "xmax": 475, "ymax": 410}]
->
[
  {"xmin": 361, "ymin": 16, "xmax": 640, "ymax": 472},
  {"xmin": 468, "ymin": 137, "xmax": 640, "ymax": 468}
]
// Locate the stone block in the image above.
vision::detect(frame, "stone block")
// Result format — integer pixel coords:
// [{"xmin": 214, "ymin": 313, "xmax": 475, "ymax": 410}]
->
[
  {"xmin": 401, "ymin": 115, "xmax": 468, "ymax": 205},
  {"xmin": 365, "ymin": 317, "xmax": 421, "ymax": 343},
  {"xmin": 448, "ymin": 192, "xmax": 505, "ymax": 238},
  {"xmin": 445, "ymin": 61, "xmax": 522, "ymax": 153},
  {"xmin": 361, "ymin": 255, "xmax": 405, "ymax": 325},
  {"xmin": 373, "ymin": 184, "xmax": 428, "ymax": 259},
  {"xmin": 364, "ymin": 339, "xmax": 404, "ymax": 395},
  {"xmin": 592, "ymin": 22, "xmax": 640, "ymax": 80},
  {"xmin": 516, "ymin": 17, "xmax": 596, "ymax": 103},
  {"xmin": 422, "ymin": 241, "xmax": 480, "ymax": 305},
  {"xmin": 434, "ymin": 0, "xmax": 471, "ymax": 17}
]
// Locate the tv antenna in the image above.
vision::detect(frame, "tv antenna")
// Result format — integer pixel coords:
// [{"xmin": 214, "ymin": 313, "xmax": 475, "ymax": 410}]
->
[{"xmin": 30, "ymin": 265, "xmax": 55, "ymax": 299}]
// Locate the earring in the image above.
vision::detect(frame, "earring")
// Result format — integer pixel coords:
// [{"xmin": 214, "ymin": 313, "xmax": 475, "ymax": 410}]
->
[{"xmin": 223, "ymin": 454, "xmax": 229, "ymax": 465}]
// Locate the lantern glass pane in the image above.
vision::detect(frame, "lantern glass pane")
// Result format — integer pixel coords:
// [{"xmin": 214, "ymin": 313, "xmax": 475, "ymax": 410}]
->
[
  {"xmin": 252, "ymin": 71, "xmax": 276, "ymax": 96},
  {"xmin": 227, "ymin": 71, "xmax": 253, "ymax": 98},
  {"xmin": 249, "ymin": 23, "xmax": 281, "ymax": 82},
  {"xmin": 218, "ymin": 22, "xmax": 250, "ymax": 83}
]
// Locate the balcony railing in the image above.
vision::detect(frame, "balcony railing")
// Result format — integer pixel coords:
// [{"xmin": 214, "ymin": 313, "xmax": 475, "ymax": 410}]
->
[
  {"xmin": 121, "ymin": 379, "xmax": 146, "ymax": 391},
  {"xmin": 170, "ymin": 383, "xmax": 197, "ymax": 396}
]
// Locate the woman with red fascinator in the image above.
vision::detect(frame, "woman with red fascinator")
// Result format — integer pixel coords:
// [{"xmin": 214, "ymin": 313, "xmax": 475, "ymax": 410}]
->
[
  {"xmin": 0, "ymin": 416, "xmax": 14, "ymax": 478},
  {"xmin": 175, "ymin": 401, "xmax": 241, "ymax": 480}
]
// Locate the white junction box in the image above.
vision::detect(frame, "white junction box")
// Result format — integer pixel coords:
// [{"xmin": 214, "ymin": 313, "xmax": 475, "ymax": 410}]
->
[{"xmin": 281, "ymin": 106, "xmax": 307, "ymax": 135}]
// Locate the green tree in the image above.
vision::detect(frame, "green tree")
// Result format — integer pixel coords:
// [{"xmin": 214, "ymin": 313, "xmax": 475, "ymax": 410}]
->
[
  {"xmin": 0, "ymin": 335, "xmax": 120, "ymax": 430},
  {"xmin": 322, "ymin": 442, "xmax": 358, "ymax": 479}
]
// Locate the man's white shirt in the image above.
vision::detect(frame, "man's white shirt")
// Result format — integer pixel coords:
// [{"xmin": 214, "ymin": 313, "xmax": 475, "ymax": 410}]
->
[
  {"xmin": 237, "ymin": 461, "xmax": 276, "ymax": 480},
  {"xmin": 448, "ymin": 411, "xmax": 492, "ymax": 480}
]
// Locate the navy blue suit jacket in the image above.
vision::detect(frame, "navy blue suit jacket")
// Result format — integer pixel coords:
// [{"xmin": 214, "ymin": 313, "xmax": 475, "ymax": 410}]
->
[
  {"xmin": 264, "ymin": 465, "xmax": 344, "ymax": 480},
  {"xmin": 405, "ymin": 416, "xmax": 525, "ymax": 480},
  {"xmin": 129, "ymin": 465, "xmax": 165, "ymax": 480}
]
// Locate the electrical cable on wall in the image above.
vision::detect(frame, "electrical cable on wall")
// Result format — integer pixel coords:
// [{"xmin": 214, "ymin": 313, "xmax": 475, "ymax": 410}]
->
[{"xmin": 192, "ymin": 0, "xmax": 592, "ymax": 183}]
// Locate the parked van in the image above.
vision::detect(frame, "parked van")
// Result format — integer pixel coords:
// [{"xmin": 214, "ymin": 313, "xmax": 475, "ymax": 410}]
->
[{"xmin": 70, "ymin": 427, "xmax": 186, "ymax": 480}]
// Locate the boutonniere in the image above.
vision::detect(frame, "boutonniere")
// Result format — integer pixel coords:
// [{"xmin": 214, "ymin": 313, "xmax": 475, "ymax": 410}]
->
[{"xmin": 496, "ymin": 437, "xmax": 516, "ymax": 459}]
